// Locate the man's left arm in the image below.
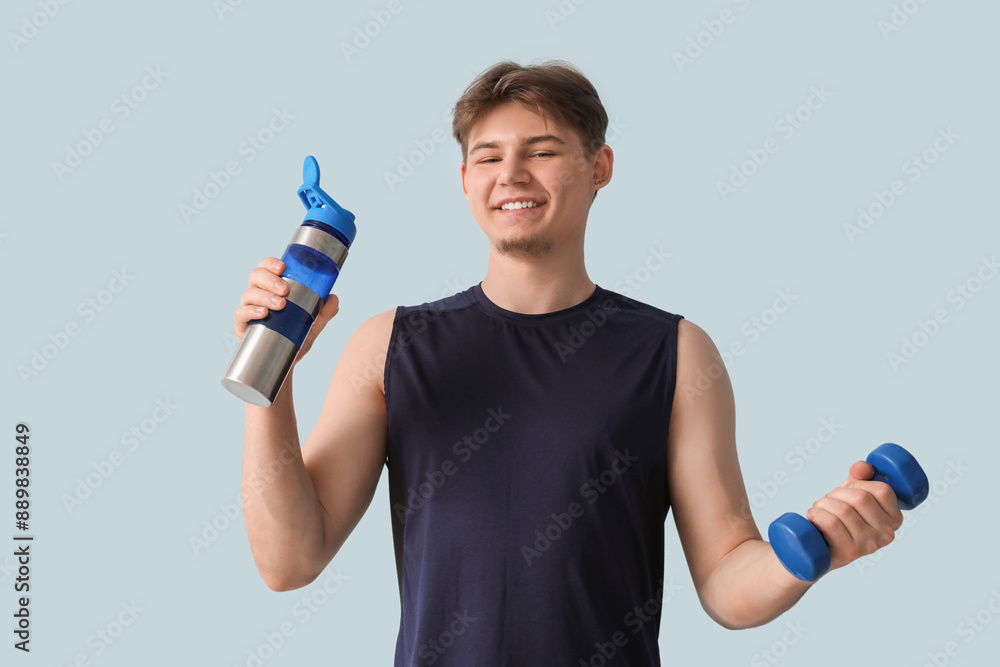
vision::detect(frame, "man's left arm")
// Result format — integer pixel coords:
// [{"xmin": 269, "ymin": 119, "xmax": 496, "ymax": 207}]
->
[{"xmin": 667, "ymin": 319, "xmax": 903, "ymax": 629}]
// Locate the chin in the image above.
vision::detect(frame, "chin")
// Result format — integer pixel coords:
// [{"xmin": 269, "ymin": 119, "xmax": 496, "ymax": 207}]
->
[{"xmin": 494, "ymin": 233, "xmax": 553, "ymax": 258}]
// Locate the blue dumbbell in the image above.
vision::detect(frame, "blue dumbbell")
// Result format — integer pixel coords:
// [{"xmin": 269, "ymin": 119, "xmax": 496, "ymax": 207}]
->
[{"xmin": 768, "ymin": 443, "xmax": 929, "ymax": 581}]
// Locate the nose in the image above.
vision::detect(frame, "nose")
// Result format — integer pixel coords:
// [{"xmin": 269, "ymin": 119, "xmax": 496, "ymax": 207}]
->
[{"xmin": 498, "ymin": 155, "xmax": 530, "ymax": 186}]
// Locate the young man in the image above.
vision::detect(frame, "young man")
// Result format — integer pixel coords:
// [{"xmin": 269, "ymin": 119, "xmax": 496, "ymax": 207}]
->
[{"xmin": 234, "ymin": 61, "xmax": 903, "ymax": 665}]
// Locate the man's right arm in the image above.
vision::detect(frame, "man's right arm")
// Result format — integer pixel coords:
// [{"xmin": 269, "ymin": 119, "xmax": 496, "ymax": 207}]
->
[{"xmin": 236, "ymin": 258, "xmax": 394, "ymax": 591}]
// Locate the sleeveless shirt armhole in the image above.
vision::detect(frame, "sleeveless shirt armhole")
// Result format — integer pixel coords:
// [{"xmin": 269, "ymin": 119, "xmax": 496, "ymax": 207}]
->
[
  {"xmin": 668, "ymin": 314, "xmax": 684, "ymax": 410},
  {"xmin": 664, "ymin": 314, "xmax": 684, "ymax": 442},
  {"xmin": 383, "ymin": 306, "xmax": 405, "ymax": 416}
]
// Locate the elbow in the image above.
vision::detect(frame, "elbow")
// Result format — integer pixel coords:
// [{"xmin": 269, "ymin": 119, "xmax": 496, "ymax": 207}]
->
[
  {"xmin": 704, "ymin": 604, "xmax": 759, "ymax": 631},
  {"xmin": 259, "ymin": 567, "xmax": 319, "ymax": 593},
  {"xmin": 703, "ymin": 596, "xmax": 796, "ymax": 631},
  {"xmin": 254, "ymin": 553, "xmax": 329, "ymax": 592},
  {"xmin": 698, "ymin": 591, "xmax": 781, "ymax": 631},
  {"xmin": 714, "ymin": 615, "xmax": 766, "ymax": 631},
  {"xmin": 250, "ymin": 531, "xmax": 341, "ymax": 593}
]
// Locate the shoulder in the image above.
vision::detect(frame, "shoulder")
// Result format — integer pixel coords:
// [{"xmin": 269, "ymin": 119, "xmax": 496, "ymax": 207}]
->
[
  {"xmin": 677, "ymin": 319, "xmax": 721, "ymax": 359},
  {"xmin": 672, "ymin": 318, "xmax": 734, "ymax": 413},
  {"xmin": 394, "ymin": 286, "xmax": 479, "ymax": 320},
  {"xmin": 343, "ymin": 287, "xmax": 478, "ymax": 393},
  {"xmin": 335, "ymin": 309, "xmax": 396, "ymax": 396},
  {"xmin": 348, "ymin": 308, "xmax": 396, "ymax": 343},
  {"xmin": 598, "ymin": 287, "xmax": 684, "ymax": 331}
]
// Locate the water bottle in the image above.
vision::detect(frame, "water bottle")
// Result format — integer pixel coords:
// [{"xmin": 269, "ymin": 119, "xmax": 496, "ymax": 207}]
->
[{"xmin": 221, "ymin": 155, "xmax": 357, "ymax": 407}]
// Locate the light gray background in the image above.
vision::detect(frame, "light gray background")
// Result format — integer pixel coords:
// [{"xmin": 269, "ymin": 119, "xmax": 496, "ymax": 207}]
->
[{"xmin": 2, "ymin": 0, "xmax": 998, "ymax": 665}]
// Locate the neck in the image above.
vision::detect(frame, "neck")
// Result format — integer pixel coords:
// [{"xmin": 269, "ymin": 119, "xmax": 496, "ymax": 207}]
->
[{"xmin": 479, "ymin": 240, "xmax": 595, "ymax": 314}]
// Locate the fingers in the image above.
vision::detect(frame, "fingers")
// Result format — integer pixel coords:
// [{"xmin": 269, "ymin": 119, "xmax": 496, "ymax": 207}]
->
[
  {"xmin": 233, "ymin": 258, "xmax": 340, "ymax": 358},
  {"xmin": 253, "ymin": 256, "xmax": 286, "ymax": 279},
  {"xmin": 235, "ymin": 258, "xmax": 288, "ymax": 339},
  {"xmin": 800, "ymin": 459, "xmax": 908, "ymax": 570},
  {"xmin": 248, "ymin": 259, "xmax": 289, "ymax": 294},
  {"xmin": 841, "ymin": 461, "xmax": 903, "ymax": 520},
  {"xmin": 807, "ymin": 484, "xmax": 903, "ymax": 566}
]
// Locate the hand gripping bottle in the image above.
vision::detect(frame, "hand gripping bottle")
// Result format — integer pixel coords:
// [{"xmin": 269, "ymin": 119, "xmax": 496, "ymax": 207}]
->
[{"xmin": 221, "ymin": 156, "xmax": 356, "ymax": 407}]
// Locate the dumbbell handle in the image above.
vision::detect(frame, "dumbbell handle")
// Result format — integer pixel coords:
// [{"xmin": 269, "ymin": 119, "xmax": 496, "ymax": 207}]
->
[{"xmin": 768, "ymin": 443, "xmax": 929, "ymax": 581}]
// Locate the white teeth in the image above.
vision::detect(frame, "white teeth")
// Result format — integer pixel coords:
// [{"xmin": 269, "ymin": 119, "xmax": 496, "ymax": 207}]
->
[{"xmin": 501, "ymin": 201, "xmax": 540, "ymax": 210}]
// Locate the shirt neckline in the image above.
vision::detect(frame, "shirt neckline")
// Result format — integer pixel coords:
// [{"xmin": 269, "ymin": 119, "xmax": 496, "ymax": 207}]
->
[{"xmin": 471, "ymin": 282, "xmax": 606, "ymax": 325}]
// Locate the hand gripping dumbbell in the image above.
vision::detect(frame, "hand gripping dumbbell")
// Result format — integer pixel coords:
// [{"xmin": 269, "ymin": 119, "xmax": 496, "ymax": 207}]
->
[{"xmin": 767, "ymin": 443, "xmax": 929, "ymax": 581}]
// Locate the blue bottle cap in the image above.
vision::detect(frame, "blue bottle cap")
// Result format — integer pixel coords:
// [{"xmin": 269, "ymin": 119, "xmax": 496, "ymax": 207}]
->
[{"xmin": 297, "ymin": 155, "xmax": 357, "ymax": 246}]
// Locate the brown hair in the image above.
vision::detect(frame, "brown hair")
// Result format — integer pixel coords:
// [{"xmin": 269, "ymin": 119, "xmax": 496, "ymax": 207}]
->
[{"xmin": 452, "ymin": 60, "xmax": 609, "ymax": 164}]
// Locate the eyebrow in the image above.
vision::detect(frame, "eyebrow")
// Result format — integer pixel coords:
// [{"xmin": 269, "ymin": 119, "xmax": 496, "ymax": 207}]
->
[{"xmin": 468, "ymin": 134, "xmax": 566, "ymax": 156}]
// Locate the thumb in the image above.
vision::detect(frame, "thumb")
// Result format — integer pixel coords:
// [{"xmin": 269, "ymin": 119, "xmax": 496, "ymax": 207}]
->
[
  {"xmin": 841, "ymin": 460, "xmax": 874, "ymax": 488},
  {"xmin": 314, "ymin": 293, "xmax": 340, "ymax": 328},
  {"xmin": 294, "ymin": 294, "xmax": 340, "ymax": 362}
]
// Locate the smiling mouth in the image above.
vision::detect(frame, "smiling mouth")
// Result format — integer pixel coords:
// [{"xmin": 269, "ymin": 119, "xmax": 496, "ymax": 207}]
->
[{"xmin": 498, "ymin": 201, "xmax": 544, "ymax": 210}]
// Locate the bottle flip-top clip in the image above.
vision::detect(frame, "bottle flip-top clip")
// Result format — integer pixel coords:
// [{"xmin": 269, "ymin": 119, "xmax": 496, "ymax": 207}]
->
[{"xmin": 297, "ymin": 156, "xmax": 357, "ymax": 245}]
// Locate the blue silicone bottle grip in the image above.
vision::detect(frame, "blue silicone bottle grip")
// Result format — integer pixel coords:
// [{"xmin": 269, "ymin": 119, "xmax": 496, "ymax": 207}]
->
[{"xmin": 253, "ymin": 299, "xmax": 313, "ymax": 348}]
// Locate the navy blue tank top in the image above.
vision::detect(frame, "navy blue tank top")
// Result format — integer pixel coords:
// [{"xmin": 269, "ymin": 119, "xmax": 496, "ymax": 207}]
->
[{"xmin": 384, "ymin": 283, "xmax": 683, "ymax": 666}]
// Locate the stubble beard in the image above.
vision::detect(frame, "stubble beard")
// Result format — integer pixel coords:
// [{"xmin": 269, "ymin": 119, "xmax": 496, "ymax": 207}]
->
[{"xmin": 494, "ymin": 233, "xmax": 553, "ymax": 259}]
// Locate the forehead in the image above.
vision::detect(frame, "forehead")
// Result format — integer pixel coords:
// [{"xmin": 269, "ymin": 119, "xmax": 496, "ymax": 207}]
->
[{"xmin": 467, "ymin": 103, "xmax": 580, "ymax": 147}]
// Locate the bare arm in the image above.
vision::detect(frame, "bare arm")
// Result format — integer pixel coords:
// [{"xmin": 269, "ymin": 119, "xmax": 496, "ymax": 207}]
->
[
  {"xmin": 236, "ymin": 258, "xmax": 393, "ymax": 591},
  {"xmin": 668, "ymin": 320, "xmax": 903, "ymax": 629}
]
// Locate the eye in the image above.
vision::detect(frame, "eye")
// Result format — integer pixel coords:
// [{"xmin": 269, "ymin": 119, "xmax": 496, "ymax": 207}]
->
[{"xmin": 531, "ymin": 152, "xmax": 555, "ymax": 158}]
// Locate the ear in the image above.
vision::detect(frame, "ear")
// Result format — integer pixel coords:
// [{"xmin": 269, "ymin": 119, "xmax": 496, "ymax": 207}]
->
[
  {"xmin": 592, "ymin": 144, "xmax": 614, "ymax": 190},
  {"xmin": 460, "ymin": 161, "xmax": 469, "ymax": 199}
]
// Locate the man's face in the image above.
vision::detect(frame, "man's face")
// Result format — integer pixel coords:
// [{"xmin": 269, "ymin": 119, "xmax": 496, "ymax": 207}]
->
[{"xmin": 460, "ymin": 103, "xmax": 609, "ymax": 258}]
